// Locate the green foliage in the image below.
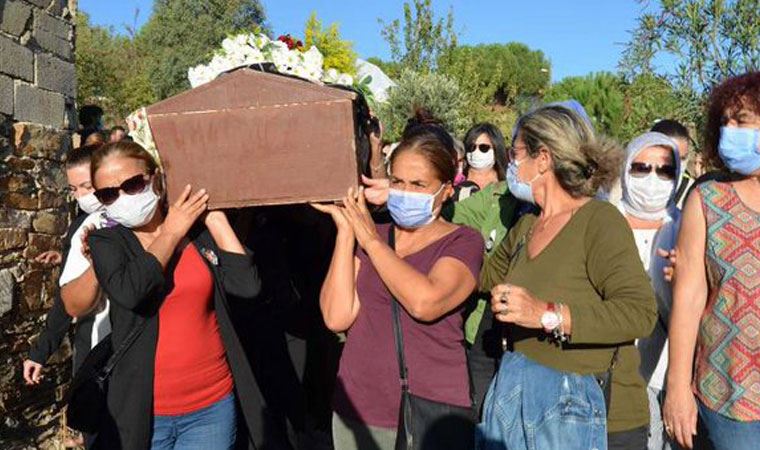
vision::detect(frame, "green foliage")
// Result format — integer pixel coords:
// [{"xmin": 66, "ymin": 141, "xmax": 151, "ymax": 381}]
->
[
  {"xmin": 379, "ymin": 0, "xmax": 457, "ymax": 73},
  {"xmin": 621, "ymin": 0, "xmax": 759, "ymax": 92},
  {"xmin": 439, "ymin": 43, "xmax": 551, "ymax": 106},
  {"xmin": 619, "ymin": 73, "xmax": 701, "ymax": 143},
  {"xmin": 544, "ymin": 72, "xmax": 626, "ymax": 137},
  {"xmin": 75, "ymin": 12, "xmax": 155, "ymax": 124},
  {"xmin": 365, "ymin": 57, "xmax": 403, "ymax": 80},
  {"xmin": 544, "ymin": 72, "xmax": 698, "ymax": 143},
  {"xmin": 377, "ymin": 69, "xmax": 468, "ymax": 141},
  {"xmin": 137, "ymin": 0, "xmax": 268, "ymax": 100},
  {"xmin": 304, "ymin": 12, "xmax": 357, "ymax": 76}
]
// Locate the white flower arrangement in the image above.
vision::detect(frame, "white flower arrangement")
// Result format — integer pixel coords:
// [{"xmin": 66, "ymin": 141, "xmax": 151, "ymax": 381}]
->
[{"xmin": 187, "ymin": 32, "xmax": 354, "ymax": 89}]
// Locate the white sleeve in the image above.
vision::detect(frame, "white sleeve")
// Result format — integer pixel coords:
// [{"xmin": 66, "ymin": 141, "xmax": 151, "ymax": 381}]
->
[{"xmin": 59, "ymin": 216, "xmax": 98, "ymax": 286}]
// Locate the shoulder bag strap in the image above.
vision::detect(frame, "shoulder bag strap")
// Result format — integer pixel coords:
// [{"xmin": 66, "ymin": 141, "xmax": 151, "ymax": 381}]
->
[
  {"xmin": 388, "ymin": 226, "xmax": 410, "ymax": 393},
  {"xmin": 99, "ymin": 319, "xmax": 149, "ymax": 381}
]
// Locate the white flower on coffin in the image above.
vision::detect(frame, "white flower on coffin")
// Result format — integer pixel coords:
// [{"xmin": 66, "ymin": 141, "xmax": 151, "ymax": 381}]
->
[
  {"xmin": 322, "ymin": 68, "xmax": 340, "ymax": 83},
  {"xmin": 336, "ymin": 74, "xmax": 354, "ymax": 86},
  {"xmin": 302, "ymin": 46, "xmax": 324, "ymax": 71},
  {"xmin": 188, "ymin": 64, "xmax": 216, "ymax": 88}
]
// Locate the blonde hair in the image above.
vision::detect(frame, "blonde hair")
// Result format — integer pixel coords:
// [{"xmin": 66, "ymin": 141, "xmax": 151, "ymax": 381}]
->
[{"xmin": 516, "ymin": 105, "xmax": 623, "ymax": 197}]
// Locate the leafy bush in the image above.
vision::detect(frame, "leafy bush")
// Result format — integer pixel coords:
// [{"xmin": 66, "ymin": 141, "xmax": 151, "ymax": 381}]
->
[
  {"xmin": 439, "ymin": 43, "xmax": 550, "ymax": 106},
  {"xmin": 544, "ymin": 72, "xmax": 626, "ymax": 137},
  {"xmin": 377, "ymin": 69, "xmax": 468, "ymax": 141},
  {"xmin": 304, "ymin": 12, "xmax": 357, "ymax": 76}
]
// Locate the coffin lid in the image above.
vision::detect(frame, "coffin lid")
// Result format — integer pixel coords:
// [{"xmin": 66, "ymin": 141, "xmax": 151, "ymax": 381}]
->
[{"xmin": 147, "ymin": 67, "xmax": 357, "ymax": 116}]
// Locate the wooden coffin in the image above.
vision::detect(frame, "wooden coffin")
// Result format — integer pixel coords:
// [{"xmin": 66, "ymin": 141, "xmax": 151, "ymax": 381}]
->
[{"xmin": 146, "ymin": 67, "xmax": 370, "ymax": 209}]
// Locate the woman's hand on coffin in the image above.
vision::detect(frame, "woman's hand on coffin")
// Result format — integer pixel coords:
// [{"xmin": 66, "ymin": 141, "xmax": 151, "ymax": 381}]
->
[
  {"xmin": 343, "ymin": 187, "xmax": 380, "ymax": 250},
  {"xmin": 163, "ymin": 184, "xmax": 209, "ymax": 238},
  {"xmin": 361, "ymin": 174, "xmax": 389, "ymax": 206}
]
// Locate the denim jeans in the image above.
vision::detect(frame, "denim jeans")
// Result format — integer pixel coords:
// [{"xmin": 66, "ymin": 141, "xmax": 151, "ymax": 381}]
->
[
  {"xmin": 476, "ymin": 352, "xmax": 607, "ymax": 450},
  {"xmin": 151, "ymin": 393, "xmax": 237, "ymax": 450},
  {"xmin": 698, "ymin": 399, "xmax": 760, "ymax": 450}
]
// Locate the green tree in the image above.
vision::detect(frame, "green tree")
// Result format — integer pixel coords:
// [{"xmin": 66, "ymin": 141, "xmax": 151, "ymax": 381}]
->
[
  {"xmin": 379, "ymin": 0, "xmax": 457, "ymax": 73},
  {"xmin": 137, "ymin": 0, "xmax": 268, "ymax": 100},
  {"xmin": 544, "ymin": 72, "xmax": 697, "ymax": 143},
  {"xmin": 544, "ymin": 72, "xmax": 626, "ymax": 137},
  {"xmin": 621, "ymin": 0, "xmax": 759, "ymax": 93},
  {"xmin": 439, "ymin": 43, "xmax": 550, "ymax": 106},
  {"xmin": 304, "ymin": 12, "xmax": 357, "ymax": 76},
  {"xmin": 377, "ymin": 69, "xmax": 467, "ymax": 141},
  {"xmin": 619, "ymin": 73, "xmax": 699, "ymax": 142},
  {"xmin": 75, "ymin": 12, "xmax": 151, "ymax": 124}
]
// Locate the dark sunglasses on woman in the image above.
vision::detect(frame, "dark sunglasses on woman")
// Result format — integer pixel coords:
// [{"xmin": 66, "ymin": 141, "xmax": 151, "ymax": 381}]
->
[
  {"xmin": 93, "ymin": 173, "xmax": 153, "ymax": 205},
  {"xmin": 468, "ymin": 143, "xmax": 493, "ymax": 153},
  {"xmin": 629, "ymin": 162, "xmax": 677, "ymax": 180}
]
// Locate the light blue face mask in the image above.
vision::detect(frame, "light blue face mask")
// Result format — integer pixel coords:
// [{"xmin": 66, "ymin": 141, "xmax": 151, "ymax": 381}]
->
[
  {"xmin": 506, "ymin": 158, "xmax": 539, "ymax": 204},
  {"xmin": 388, "ymin": 184, "xmax": 445, "ymax": 229},
  {"xmin": 719, "ymin": 126, "xmax": 760, "ymax": 175}
]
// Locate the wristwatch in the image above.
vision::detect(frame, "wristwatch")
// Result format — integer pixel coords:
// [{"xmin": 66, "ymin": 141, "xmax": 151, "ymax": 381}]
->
[{"xmin": 540, "ymin": 302, "xmax": 561, "ymax": 332}]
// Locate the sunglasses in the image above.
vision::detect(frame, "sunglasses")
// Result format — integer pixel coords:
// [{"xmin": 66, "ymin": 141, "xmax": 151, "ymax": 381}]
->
[
  {"xmin": 629, "ymin": 162, "xmax": 676, "ymax": 180},
  {"xmin": 468, "ymin": 143, "xmax": 493, "ymax": 153},
  {"xmin": 93, "ymin": 173, "xmax": 152, "ymax": 205}
]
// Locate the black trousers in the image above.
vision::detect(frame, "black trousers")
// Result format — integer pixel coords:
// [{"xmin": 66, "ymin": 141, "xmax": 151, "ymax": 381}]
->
[{"xmin": 608, "ymin": 426, "xmax": 648, "ymax": 450}]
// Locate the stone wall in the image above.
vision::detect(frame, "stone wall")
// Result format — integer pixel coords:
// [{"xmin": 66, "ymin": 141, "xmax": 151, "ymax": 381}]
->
[{"xmin": 0, "ymin": 0, "xmax": 77, "ymax": 448}]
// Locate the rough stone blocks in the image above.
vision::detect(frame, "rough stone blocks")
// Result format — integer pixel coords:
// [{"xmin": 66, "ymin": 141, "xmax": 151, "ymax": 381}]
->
[
  {"xmin": 0, "ymin": 34, "xmax": 34, "ymax": 81},
  {"xmin": 0, "ymin": 0, "xmax": 33, "ymax": 37},
  {"xmin": 13, "ymin": 83, "xmax": 65, "ymax": 128},
  {"xmin": 0, "ymin": 74, "xmax": 13, "ymax": 115},
  {"xmin": 35, "ymin": 53, "xmax": 76, "ymax": 97}
]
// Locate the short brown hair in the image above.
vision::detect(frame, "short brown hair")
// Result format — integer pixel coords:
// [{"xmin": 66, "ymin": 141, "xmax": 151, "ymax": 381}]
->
[
  {"xmin": 90, "ymin": 141, "xmax": 160, "ymax": 189},
  {"xmin": 704, "ymin": 71, "xmax": 760, "ymax": 170},
  {"xmin": 391, "ymin": 124, "xmax": 457, "ymax": 184},
  {"xmin": 65, "ymin": 143, "xmax": 103, "ymax": 169}
]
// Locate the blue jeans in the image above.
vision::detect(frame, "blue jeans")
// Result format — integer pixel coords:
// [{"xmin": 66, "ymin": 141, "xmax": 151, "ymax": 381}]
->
[
  {"xmin": 476, "ymin": 352, "xmax": 607, "ymax": 450},
  {"xmin": 151, "ymin": 393, "xmax": 237, "ymax": 450},
  {"xmin": 698, "ymin": 399, "xmax": 760, "ymax": 450}
]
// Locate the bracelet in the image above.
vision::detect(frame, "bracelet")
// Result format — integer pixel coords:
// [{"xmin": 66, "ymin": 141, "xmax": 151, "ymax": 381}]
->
[{"xmin": 552, "ymin": 302, "xmax": 568, "ymax": 342}]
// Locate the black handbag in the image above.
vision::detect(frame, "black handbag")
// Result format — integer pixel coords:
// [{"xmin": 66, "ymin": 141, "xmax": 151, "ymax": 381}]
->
[
  {"xmin": 594, "ymin": 346, "xmax": 620, "ymax": 416},
  {"xmin": 66, "ymin": 320, "xmax": 147, "ymax": 433},
  {"xmin": 388, "ymin": 227, "xmax": 476, "ymax": 450}
]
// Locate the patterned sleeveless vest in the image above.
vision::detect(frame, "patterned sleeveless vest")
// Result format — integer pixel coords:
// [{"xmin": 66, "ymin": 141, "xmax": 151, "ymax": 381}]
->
[{"xmin": 696, "ymin": 181, "xmax": 760, "ymax": 421}]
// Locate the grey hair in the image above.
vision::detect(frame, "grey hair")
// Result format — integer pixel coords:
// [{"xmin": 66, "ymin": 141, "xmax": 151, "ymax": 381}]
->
[{"xmin": 515, "ymin": 105, "xmax": 623, "ymax": 197}]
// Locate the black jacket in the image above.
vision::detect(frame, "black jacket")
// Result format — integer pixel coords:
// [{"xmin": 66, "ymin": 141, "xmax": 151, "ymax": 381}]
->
[
  {"xmin": 29, "ymin": 213, "xmax": 95, "ymax": 373},
  {"xmin": 88, "ymin": 224, "xmax": 265, "ymax": 449}
]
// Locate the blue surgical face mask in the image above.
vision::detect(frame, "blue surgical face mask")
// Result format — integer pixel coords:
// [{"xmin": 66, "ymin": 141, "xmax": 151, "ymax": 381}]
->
[
  {"xmin": 388, "ymin": 184, "xmax": 446, "ymax": 229},
  {"xmin": 718, "ymin": 126, "xmax": 760, "ymax": 175},
  {"xmin": 506, "ymin": 158, "xmax": 540, "ymax": 204}
]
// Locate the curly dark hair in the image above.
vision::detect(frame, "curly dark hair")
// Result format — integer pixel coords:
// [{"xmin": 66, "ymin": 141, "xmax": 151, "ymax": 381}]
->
[{"xmin": 704, "ymin": 71, "xmax": 760, "ymax": 170}]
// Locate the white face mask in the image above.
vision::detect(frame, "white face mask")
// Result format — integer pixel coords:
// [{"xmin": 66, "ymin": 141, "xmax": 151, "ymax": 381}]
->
[
  {"xmin": 466, "ymin": 149, "xmax": 496, "ymax": 170},
  {"xmin": 104, "ymin": 180, "xmax": 160, "ymax": 229},
  {"xmin": 623, "ymin": 173, "xmax": 674, "ymax": 220},
  {"xmin": 76, "ymin": 192, "xmax": 104, "ymax": 214}
]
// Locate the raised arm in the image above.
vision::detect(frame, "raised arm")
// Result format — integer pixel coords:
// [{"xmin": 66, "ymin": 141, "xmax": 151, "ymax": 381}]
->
[
  {"xmin": 363, "ymin": 237, "xmax": 480, "ymax": 322},
  {"xmin": 342, "ymin": 190, "xmax": 483, "ymax": 322},
  {"xmin": 88, "ymin": 229, "xmax": 165, "ymax": 311},
  {"xmin": 204, "ymin": 211, "xmax": 260, "ymax": 300},
  {"xmin": 312, "ymin": 203, "xmax": 360, "ymax": 332}
]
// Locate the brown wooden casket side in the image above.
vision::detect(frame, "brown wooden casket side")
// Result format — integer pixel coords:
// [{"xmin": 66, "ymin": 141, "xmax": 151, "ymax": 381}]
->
[{"xmin": 146, "ymin": 68, "xmax": 364, "ymax": 209}]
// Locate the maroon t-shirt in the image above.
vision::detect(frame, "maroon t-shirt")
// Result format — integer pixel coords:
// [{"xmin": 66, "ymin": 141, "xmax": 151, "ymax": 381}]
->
[{"xmin": 333, "ymin": 223, "xmax": 484, "ymax": 428}]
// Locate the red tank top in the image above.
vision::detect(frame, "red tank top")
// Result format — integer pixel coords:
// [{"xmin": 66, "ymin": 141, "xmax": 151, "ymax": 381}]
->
[{"xmin": 153, "ymin": 243, "xmax": 233, "ymax": 415}]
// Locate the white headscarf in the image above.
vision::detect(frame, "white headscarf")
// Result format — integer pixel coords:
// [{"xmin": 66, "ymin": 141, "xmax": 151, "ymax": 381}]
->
[{"xmin": 619, "ymin": 131, "xmax": 681, "ymax": 223}]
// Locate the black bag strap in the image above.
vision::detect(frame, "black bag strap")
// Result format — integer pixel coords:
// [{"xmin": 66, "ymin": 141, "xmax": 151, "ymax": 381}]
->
[
  {"xmin": 97, "ymin": 320, "xmax": 148, "ymax": 382},
  {"xmin": 388, "ymin": 226, "xmax": 410, "ymax": 393}
]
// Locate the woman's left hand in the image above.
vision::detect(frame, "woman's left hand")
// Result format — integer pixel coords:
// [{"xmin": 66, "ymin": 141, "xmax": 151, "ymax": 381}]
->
[
  {"xmin": 342, "ymin": 186, "xmax": 381, "ymax": 250},
  {"xmin": 490, "ymin": 283, "xmax": 547, "ymax": 329}
]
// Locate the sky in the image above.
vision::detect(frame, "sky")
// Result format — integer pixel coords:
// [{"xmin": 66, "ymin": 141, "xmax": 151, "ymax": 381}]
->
[{"xmin": 78, "ymin": 0, "xmax": 649, "ymax": 82}]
